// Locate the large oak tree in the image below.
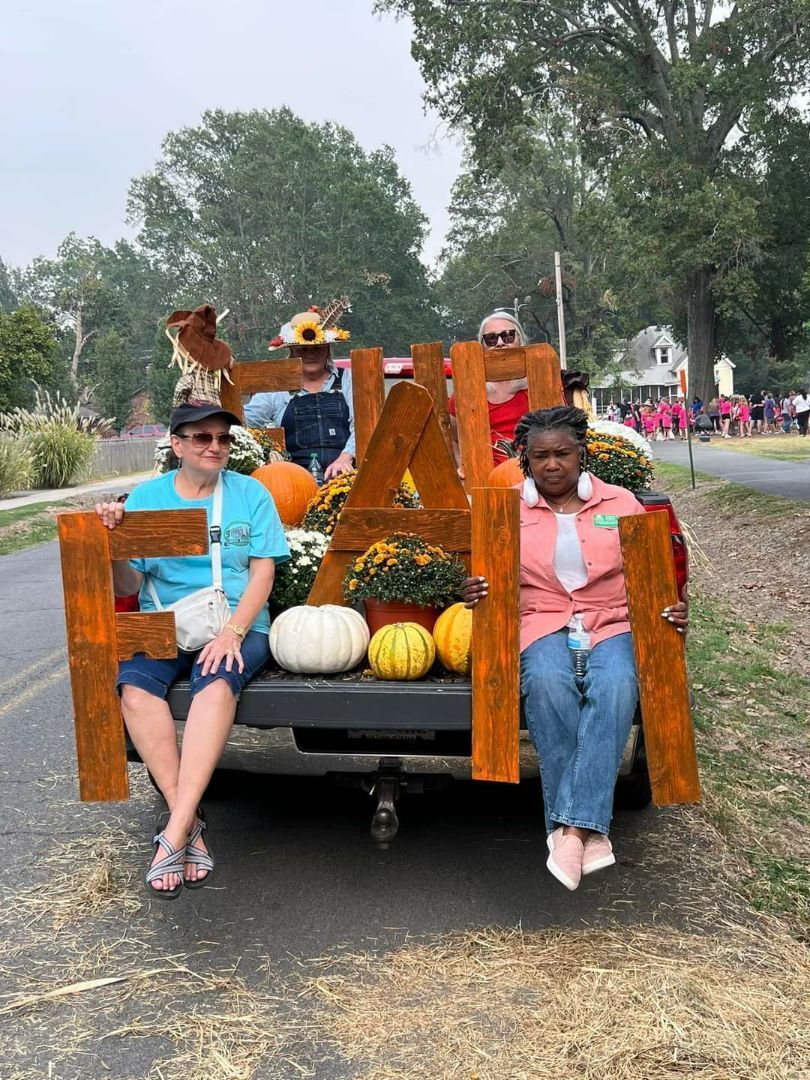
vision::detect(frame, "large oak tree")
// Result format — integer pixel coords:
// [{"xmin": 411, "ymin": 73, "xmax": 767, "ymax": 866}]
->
[{"xmin": 378, "ymin": 0, "xmax": 810, "ymax": 400}]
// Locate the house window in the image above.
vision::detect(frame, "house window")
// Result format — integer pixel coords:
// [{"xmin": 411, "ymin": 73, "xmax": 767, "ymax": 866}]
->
[{"xmin": 657, "ymin": 347, "xmax": 670, "ymax": 365}]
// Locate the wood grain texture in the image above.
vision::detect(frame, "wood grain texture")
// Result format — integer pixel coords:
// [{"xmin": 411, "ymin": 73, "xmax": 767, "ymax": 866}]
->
[
  {"xmin": 264, "ymin": 426, "xmax": 286, "ymax": 448},
  {"xmin": 351, "ymin": 348, "xmax": 385, "ymax": 462},
  {"xmin": 115, "ymin": 612, "xmax": 177, "ymax": 661},
  {"xmin": 108, "ymin": 510, "xmax": 209, "ymax": 561},
  {"xmin": 411, "ymin": 341, "xmax": 452, "ymax": 455},
  {"xmin": 408, "ymin": 406, "xmax": 470, "ymax": 510},
  {"xmin": 306, "ymin": 550, "xmax": 353, "ymax": 606},
  {"xmin": 57, "ymin": 513, "xmax": 129, "ymax": 802},
  {"xmin": 481, "ymin": 348, "xmax": 532, "ymax": 382},
  {"xmin": 619, "ymin": 510, "xmax": 701, "ymax": 806},
  {"xmin": 332, "ymin": 509, "xmax": 472, "ymax": 551},
  {"xmin": 219, "ymin": 377, "xmax": 244, "ymax": 422},
  {"xmin": 471, "ymin": 488, "xmax": 520, "ymax": 783},
  {"xmin": 344, "ymin": 382, "xmax": 433, "ymax": 507},
  {"xmin": 232, "ymin": 359, "xmax": 303, "ymax": 395},
  {"xmin": 449, "ymin": 341, "xmax": 493, "ymax": 493},
  {"xmin": 525, "ymin": 343, "xmax": 565, "ymax": 410}
]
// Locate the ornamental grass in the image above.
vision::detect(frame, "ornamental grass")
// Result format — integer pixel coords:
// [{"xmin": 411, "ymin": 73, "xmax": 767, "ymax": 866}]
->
[
  {"xmin": 343, "ymin": 532, "xmax": 466, "ymax": 607},
  {"xmin": 301, "ymin": 469, "xmax": 420, "ymax": 536}
]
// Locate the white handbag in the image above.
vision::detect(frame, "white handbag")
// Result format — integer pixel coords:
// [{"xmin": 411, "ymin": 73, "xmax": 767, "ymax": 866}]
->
[{"xmin": 146, "ymin": 476, "xmax": 232, "ymax": 652}]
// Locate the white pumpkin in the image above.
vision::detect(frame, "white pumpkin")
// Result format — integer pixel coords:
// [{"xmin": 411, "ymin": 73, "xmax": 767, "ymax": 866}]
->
[{"xmin": 269, "ymin": 604, "xmax": 370, "ymax": 674}]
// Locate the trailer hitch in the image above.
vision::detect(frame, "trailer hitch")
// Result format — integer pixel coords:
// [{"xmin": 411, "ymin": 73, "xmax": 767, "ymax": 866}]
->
[{"xmin": 369, "ymin": 774, "xmax": 401, "ymax": 848}]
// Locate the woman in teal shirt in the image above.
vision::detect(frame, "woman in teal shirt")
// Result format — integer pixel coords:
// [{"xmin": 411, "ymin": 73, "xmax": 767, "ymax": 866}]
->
[{"xmin": 95, "ymin": 401, "xmax": 289, "ymax": 900}]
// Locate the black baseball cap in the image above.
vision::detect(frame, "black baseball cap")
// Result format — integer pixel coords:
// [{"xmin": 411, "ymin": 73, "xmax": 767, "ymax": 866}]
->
[{"xmin": 169, "ymin": 402, "xmax": 241, "ymax": 434}]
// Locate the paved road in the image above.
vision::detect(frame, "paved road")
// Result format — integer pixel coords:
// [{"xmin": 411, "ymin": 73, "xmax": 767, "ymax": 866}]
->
[
  {"xmin": 0, "ymin": 539, "xmax": 734, "ymax": 1077},
  {"xmin": 653, "ymin": 436, "xmax": 810, "ymax": 501}
]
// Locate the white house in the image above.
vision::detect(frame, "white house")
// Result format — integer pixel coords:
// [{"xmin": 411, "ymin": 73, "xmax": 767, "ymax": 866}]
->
[{"xmin": 592, "ymin": 325, "xmax": 735, "ymax": 409}]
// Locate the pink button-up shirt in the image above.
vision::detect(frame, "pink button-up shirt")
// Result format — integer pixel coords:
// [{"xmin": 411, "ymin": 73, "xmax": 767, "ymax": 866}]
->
[{"xmin": 519, "ymin": 476, "xmax": 645, "ymax": 653}]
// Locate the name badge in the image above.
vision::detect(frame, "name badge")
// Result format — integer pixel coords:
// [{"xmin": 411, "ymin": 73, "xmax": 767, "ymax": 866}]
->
[
  {"xmin": 328, "ymin": 428, "xmax": 336, "ymax": 436},
  {"xmin": 594, "ymin": 514, "xmax": 619, "ymax": 528}
]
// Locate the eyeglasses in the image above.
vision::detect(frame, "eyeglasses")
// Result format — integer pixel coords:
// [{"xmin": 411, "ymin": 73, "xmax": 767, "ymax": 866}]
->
[
  {"xmin": 482, "ymin": 329, "xmax": 517, "ymax": 347},
  {"xmin": 175, "ymin": 432, "xmax": 233, "ymax": 449}
]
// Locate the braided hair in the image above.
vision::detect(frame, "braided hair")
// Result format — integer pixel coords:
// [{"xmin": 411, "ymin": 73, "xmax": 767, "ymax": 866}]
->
[{"xmin": 513, "ymin": 406, "xmax": 589, "ymax": 478}]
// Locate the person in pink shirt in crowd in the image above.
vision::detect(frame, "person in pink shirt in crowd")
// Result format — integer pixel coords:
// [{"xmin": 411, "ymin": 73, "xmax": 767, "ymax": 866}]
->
[
  {"xmin": 623, "ymin": 411, "xmax": 637, "ymax": 431},
  {"xmin": 641, "ymin": 404, "xmax": 657, "ymax": 441},
  {"xmin": 735, "ymin": 396, "xmax": 751, "ymax": 437},
  {"xmin": 670, "ymin": 398, "xmax": 687, "ymax": 441},
  {"xmin": 656, "ymin": 399, "xmax": 674, "ymax": 440},
  {"xmin": 460, "ymin": 406, "xmax": 688, "ymax": 891},
  {"xmin": 719, "ymin": 394, "xmax": 733, "ymax": 438}
]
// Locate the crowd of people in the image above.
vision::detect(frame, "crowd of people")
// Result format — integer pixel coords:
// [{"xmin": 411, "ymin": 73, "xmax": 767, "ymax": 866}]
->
[{"xmin": 605, "ymin": 389, "xmax": 810, "ymax": 440}]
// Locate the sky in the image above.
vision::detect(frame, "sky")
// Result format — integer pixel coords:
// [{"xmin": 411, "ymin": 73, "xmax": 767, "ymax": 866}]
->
[{"xmin": 0, "ymin": 0, "xmax": 464, "ymax": 271}]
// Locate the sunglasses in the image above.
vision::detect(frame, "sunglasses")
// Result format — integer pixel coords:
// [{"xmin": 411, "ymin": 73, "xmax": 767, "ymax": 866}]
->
[
  {"xmin": 482, "ymin": 329, "xmax": 517, "ymax": 347},
  {"xmin": 175, "ymin": 432, "xmax": 233, "ymax": 449}
]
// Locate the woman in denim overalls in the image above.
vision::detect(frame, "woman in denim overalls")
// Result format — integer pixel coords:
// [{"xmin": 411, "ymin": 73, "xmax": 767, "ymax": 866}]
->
[{"xmin": 244, "ymin": 303, "xmax": 355, "ymax": 481}]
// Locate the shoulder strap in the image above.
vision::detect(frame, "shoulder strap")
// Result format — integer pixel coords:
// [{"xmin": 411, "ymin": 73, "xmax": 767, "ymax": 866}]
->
[{"xmin": 331, "ymin": 366, "xmax": 343, "ymax": 388}]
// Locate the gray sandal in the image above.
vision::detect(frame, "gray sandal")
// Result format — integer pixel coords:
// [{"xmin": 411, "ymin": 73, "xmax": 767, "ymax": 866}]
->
[
  {"xmin": 183, "ymin": 809, "xmax": 214, "ymax": 890},
  {"xmin": 146, "ymin": 831, "xmax": 184, "ymax": 900}
]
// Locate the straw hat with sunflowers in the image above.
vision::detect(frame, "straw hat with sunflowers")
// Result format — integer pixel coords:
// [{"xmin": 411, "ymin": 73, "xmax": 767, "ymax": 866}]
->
[{"xmin": 268, "ymin": 296, "xmax": 351, "ymax": 350}]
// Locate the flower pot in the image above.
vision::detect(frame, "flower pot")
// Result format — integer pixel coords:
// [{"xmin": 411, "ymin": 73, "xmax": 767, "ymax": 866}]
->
[{"xmin": 363, "ymin": 598, "xmax": 439, "ymax": 636}]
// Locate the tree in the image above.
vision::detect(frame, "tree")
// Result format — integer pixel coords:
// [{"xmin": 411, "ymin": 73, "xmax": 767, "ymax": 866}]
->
[
  {"xmin": 0, "ymin": 305, "xmax": 58, "ymax": 412},
  {"xmin": 127, "ymin": 108, "xmax": 444, "ymax": 357},
  {"xmin": 378, "ymin": 0, "xmax": 810, "ymax": 401},
  {"xmin": 0, "ymin": 259, "xmax": 16, "ymax": 314},
  {"xmin": 437, "ymin": 119, "xmax": 668, "ymax": 370},
  {"xmin": 146, "ymin": 327, "xmax": 177, "ymax": 425},
  {"xmin": 92, "ymin": 329, "xmax": 136, "ymax": 432}
]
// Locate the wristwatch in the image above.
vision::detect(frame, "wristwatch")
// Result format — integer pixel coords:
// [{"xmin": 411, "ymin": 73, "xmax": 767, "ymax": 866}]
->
[{"xmin": 225, "ymin": 623, "xmax": 246, "ymax": 640}]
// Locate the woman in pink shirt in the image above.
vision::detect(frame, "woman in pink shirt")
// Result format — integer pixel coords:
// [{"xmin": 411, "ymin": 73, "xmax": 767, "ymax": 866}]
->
[
  {"xmin": 736, "ymin": 397, "xmax": 751, "ymax": 437},
  {"xmin": 657, "ymin": 399, "xmax": 673, "ymax": 440},
  {"xmin": 461, "ymin": 407, "xmax": 688, "ymax": 891},
  {"xmin": 641, "ymin": 407, "xmax": 657, "ymax": 440},
  {"xmin": 719, "ymin": 395, "xmax": 733, "ymax": 438},
  {"xmin": 671, "ymin": 399, "xmax": 687, "ymax": 441}
]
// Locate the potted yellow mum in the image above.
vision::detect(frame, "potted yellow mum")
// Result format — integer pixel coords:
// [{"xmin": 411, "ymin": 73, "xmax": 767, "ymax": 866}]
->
[{"xmin": 343, "ymin": 532, "xmax": 466, "ymax": 635}]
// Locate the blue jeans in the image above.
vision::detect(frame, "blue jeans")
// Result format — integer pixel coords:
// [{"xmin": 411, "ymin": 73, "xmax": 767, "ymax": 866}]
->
[
  {"xmin": 118, "ymin": 630, "xmax": 270, "ymax": 701},
  {"xmin": 520, "ymin": 630, "xmax": 639, "ymax": 836}
]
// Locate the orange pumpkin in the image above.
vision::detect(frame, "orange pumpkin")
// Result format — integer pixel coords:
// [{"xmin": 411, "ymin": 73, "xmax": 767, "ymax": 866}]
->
[
  {"xmin": 487, "ymin": 458, "xmax": 523, "ymax": 488},
  {"xmin": 251, "ymin": 461, "xmax": 318, "ymax": 526}
]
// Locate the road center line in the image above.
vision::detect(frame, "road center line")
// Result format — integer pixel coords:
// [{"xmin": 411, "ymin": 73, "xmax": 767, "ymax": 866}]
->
[
  {"xmin": 0, "ymin": 646, "xmax": 67, "ymax": 698},
  {"xmin": 0, "ymin": 664, "xmax": 70, "ymax": 720}
]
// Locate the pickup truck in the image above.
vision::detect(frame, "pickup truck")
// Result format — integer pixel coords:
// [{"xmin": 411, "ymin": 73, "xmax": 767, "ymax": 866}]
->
[{"xmin": 125, "ymin": 489, "xmax": 688, "ymax": 844}]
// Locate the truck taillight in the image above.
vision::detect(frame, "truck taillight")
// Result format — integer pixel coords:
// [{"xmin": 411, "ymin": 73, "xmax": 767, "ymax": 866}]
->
[{"xmin": 642, "ymin": 502, "xmax": 689, "ymax": 601}]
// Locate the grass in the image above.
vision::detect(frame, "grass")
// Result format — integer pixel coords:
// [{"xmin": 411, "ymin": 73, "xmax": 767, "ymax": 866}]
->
[
  {"xmin": 686, "ymin": 591, "xmax": 810, "ymax": 931},
  {"xmin": 0, "ymin": 500, "xmax": 73, "ymax": 555},
  {"xmin": 704, "ymin": 433, "xmax": 810, "ymax": 462},
  {"xmin": 654, "ymin": 459, "xmax": 809, "ymax": 513}
]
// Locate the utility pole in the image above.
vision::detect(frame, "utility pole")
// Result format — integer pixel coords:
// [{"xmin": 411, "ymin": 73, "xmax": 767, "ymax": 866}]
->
[{"xmin": 554, "ymin": 252, "xmax": 567, "ymax": 370}]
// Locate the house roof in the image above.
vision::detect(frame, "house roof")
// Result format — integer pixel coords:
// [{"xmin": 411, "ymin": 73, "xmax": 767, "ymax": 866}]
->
[{"xmin": 624, "ymin": 325, "xmax": 687, "ymax": 370}]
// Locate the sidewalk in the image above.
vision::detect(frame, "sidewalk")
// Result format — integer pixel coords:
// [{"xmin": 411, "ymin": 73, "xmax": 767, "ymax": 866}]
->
[
  {"xmin": 0, "ymin": 471, "xmax": 152, "ymax": 513},
  {"xmin": 653, "ymin": 438, "xmax": 810, "ymax": 502}
]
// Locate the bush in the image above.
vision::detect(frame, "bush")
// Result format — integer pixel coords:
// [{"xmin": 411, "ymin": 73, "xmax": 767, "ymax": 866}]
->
[
  {"xmin": 0, "ymin": 390, "xmax": 104, "ymax": 489},
  {"xmin": 0, "ymin": 434, "xmax": 34, "ymax": 495},
  {"xmin": 271, "ymin": 529, "xmax": 330, "ymax": 611},
  {"xmin": 343, "ymin": 532, "xmax": 466, "ymax": 607}
]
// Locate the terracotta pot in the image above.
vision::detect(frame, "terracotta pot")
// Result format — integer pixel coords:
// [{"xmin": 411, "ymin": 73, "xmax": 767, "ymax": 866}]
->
[{"xmin": 363, "ymin": 598, "xmax": 439, "ymax": 635}]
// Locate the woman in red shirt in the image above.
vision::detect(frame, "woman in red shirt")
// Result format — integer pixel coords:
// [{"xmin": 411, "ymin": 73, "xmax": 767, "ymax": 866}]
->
[{"xmin": 449, "ymin": 311, "xmax": 530, "ymax": 472}]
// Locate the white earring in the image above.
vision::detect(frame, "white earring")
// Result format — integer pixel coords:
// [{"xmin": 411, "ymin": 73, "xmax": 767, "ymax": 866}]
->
[
  {"xmin": 577, "ymin": 470, "xmax": 593, "ymax": 500},
  {"xmin": 523, "ymin": 477, "xmax": 539, "ymax": 507}
]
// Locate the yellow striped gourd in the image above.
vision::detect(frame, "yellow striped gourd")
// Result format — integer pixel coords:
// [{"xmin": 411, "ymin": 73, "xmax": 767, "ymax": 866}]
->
[{"xmin": 368, "ymin": 621, "xmax": 435, "ymax": 680}]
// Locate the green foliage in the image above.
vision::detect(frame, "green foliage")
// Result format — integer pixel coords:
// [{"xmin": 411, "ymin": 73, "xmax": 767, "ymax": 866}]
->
[
  {"xmin": 127, "ymin": 108, "xmax": 444, "ymax": 355},
  {"xmin": 0, "ymin": 259, "xmax": 17, "ymax": 314},
  {"xmin": 301, "ymin": 470, "xmax": 420, "ymax": 536},
  {"xmin": 0, "ymin": 390, "xmax": 103, "ymax": 488},
  {"xmin": 271, "ymin": 529, "xmax": 330, "ymax": 612},
  {"xmin": 0, "ymin": 304, "xmax": 58, "ymax": 411},
  {"xmin": 586, "ymin": 428, "xmax": 653, "ymax": 491},
  {"xmin": 91, "ymin": 329, "xmax": 136, "ymax": 432},
  {"xmin": 147, "ymin": 326, "xmax": 177, "ymax": 425},
  {"xmin": 378, "ymin": 0, "xmax": 810, "ymax": 401},
  {"xmin": 0, "ymin": 434, "xmax": 34, "ymax": 495}
]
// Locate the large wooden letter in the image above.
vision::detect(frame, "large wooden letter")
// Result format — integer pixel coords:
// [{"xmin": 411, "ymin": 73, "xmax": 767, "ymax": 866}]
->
[
  {"xmin": 619, "ymin": 510, "xmax": 701, "ymax": 806},
  {"xmin": 351, "ymin": 348, "xmax": 385, "ymax": 462},
  {"xmin": 58, "ymin": 509, "xmax": 208, "ymax": 802},
  {"xmin": 471, "ymin": 488, "xmax": 520, "ymax": 783}
]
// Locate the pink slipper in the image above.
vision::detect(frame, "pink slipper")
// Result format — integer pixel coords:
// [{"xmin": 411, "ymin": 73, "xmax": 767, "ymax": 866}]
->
[
  {"xmin": 546, "ymin": 828, "xmax": 584, "ymax": 891},
  {"xmin": 582, "ymin": 833, "xmax": 615, "ymax": 876}
]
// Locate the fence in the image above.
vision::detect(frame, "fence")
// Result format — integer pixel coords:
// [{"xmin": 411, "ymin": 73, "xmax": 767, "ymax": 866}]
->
[{"xmin": 88, "ymin": 437, "xmax": 159, "ymax": 479}]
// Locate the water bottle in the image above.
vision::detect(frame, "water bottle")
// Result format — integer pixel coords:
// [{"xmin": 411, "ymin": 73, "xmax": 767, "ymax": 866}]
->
[
  {"xmin": 567, "ymin": 614, "xmax": 591, "ymax": 677},
  {"xmin": 308, "ymin": 452, "xmax": 324, "ymax": 486}
]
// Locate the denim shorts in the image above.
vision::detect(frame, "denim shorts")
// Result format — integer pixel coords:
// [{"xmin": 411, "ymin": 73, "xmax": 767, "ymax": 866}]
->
[{"xmin": 117, "ymin": 630, "xmax": 270, "ymax": 701}]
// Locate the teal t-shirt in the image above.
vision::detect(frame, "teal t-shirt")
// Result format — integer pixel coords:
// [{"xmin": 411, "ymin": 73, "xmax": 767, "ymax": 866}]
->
[{"xmin": 125, "ymin": 470, "xmax": 290, "ymax": 636}]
